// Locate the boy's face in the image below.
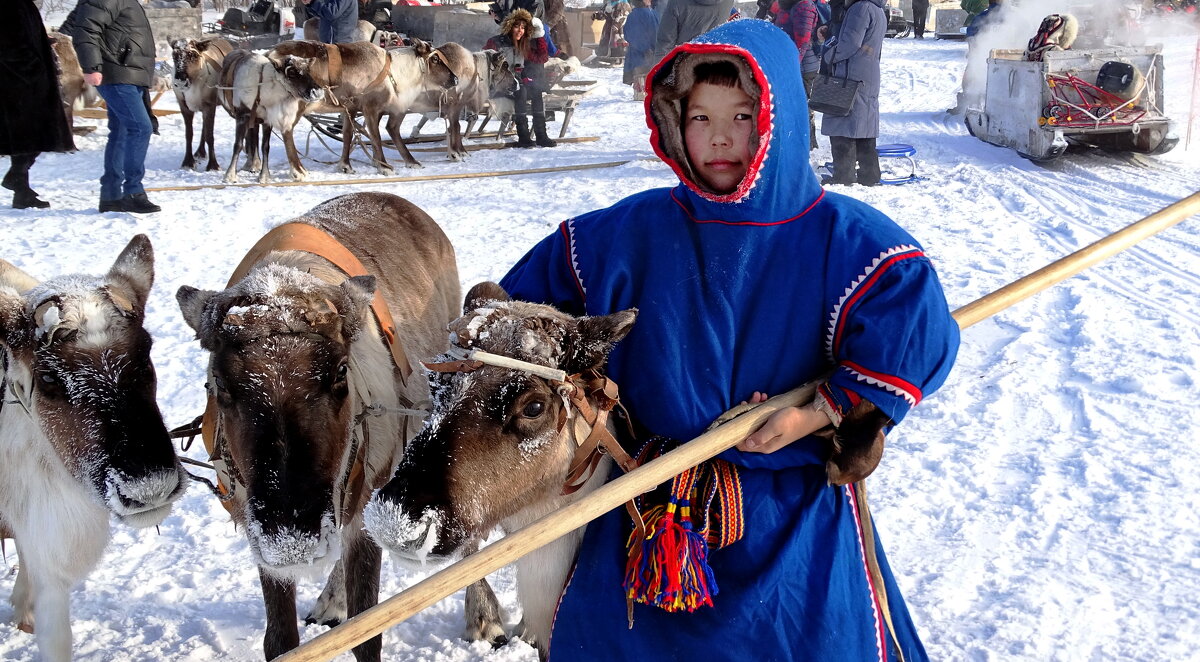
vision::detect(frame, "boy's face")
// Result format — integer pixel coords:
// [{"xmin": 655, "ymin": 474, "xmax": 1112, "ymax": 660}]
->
[{"xmin": 683, "ymin": 81, "xmax": 754, "ymax": 195}]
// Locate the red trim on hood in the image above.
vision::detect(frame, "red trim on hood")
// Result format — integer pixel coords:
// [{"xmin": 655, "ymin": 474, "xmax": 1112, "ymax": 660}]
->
[
  {"xmin": 670, "ymin": 188, "xmax": 825, "ymax": 225},
  {"xmin": 645, "ymin": 42, "xmax": 773, "ymax": 204}
]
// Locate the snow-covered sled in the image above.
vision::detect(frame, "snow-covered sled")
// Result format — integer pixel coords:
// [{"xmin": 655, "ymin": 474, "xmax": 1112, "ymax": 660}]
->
[{"xmin": 964, "ymin": 46, "xmax": 1178, "ymax": 162}]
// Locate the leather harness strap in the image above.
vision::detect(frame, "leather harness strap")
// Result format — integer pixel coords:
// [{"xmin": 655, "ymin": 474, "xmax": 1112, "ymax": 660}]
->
[
  {"xmin": 323, "ymin": 43, "xmax": 344, "ymax": 89},
  {"xmin": 227, "ymin": 221, "xmax": 411, "ymax": 383}
]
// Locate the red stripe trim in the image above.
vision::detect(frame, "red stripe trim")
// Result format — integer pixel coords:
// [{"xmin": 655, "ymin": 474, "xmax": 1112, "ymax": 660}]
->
[
  {"xmin": 843, "ymin": 360, "xmax": 923, "ymax": 405},
  {"xmin": 831, "ymin": 250, "xmax": 924, "ymax": 356},
  {"xmin": 846, "ymin": 483, "xmax": 887, "ymax": 662},
  {"xmin": 670, "ymin": 188, "xmax": 825, "ymax": 226},
  {"xmin": 559, "ymin": 221, "xmax": 586, "ymax": 302},
  {"xmin": 645, "ymin": 42, "xmax": 772, "ymax": 203}
]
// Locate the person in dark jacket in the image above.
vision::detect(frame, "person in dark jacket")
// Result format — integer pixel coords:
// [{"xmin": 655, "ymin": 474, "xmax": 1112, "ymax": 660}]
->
[
  {"xmin": 66, "ymin": 0, "xmax": 160, "ymax": 213},
  {"xmin": 773, "ymin": 0, "xmax": 822, "ymax": 149},
  {"xmin": 1, "ymin": 0, "xmax": 75, "ymax": 209},
  {"xmin": 911, "ymin": 0, "xmax": 929, "ymax": 37},
  {"xmin": 653, "ymin": 0, "xmax": 735, "ymax": 60},
  {"xmin": 623, "ymin": 0, "xmax": 659, "ymax": 99},
  {"xmin": 820, "ymin": 0, "xmax": 885, "ymax": 186},
  {"xmin": 303, "ymin": 0, "xmax": 358, "ymax": 43},
  {"xmin": 486, "ymin": 9, "xmax": 558, "ymax": 148}
]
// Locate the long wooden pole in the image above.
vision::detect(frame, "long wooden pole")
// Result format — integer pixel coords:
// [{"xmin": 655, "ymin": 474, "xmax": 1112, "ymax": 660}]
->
[{"xmin": 275, "ymin": 191, "xmax": 1200, "ymax": 662}]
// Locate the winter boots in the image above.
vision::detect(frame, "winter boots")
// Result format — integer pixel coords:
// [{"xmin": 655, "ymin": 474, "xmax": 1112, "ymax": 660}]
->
[
  {"xmin": 533, "ymin": 113, "xmax": 558, "ymax": 148},
  {"xmin": 4, "ymin": 154, "xmax": 49, "ymax": 209},
  {"xmin": 514, "ymin": 114, "xmax": 536, "ymax": 148},
  {"xmin": 514, "ymin": 113, "xmax": 558, "ymax": 148}
]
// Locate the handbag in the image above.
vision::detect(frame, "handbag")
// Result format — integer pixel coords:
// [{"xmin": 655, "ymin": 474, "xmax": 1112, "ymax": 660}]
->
[{"xmin": 808, "ymin": 62, "xmax": 861, "ymax": 117}]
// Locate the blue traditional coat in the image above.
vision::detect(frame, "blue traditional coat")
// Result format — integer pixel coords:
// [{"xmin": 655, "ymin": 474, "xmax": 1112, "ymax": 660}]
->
[{"xmin": 500, "ymin": 19, "xmax": 958, "ymax": 662}]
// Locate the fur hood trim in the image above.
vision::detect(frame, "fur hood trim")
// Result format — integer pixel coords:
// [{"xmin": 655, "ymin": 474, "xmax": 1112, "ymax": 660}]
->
[
  {"xmin": 649, "ymin": 51, "xmax": 764, "ymax": 198},
  {"xmin": 501, "ymin": 8, "xmax": 534, "ymax": 35}
]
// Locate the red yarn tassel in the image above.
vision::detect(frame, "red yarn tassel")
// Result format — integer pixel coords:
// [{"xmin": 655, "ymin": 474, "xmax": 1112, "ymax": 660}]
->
[{"xmin": 623, "ymin": 499, "xmax": 719, "ymax": 614}]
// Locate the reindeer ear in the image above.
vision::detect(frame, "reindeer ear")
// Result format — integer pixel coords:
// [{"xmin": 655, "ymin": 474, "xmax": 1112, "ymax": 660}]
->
[
  {"xmin": 0, "ymin": 288, "xmax": 31, "ymax": 349},
  {"xmin": 341, "ymin": 275, "xmax": 377, "ymax": 308},
  {"xmin": 463, "ymin": 282, "xmax": 509, "ymax": 314},
  {"xmin": 106, "ymin": 234, "xmax": 154, "ymax": 313},
  {"xmin": 176, "ymin": 285, "xmax": 217, "ymax": 334},
  {"xmin": 411, "ymin": 38, "xmax": 432, "ymax": 56},
  {"xmin": 564, "ymin": 309, "xmax": 638, "ymax": 374}
]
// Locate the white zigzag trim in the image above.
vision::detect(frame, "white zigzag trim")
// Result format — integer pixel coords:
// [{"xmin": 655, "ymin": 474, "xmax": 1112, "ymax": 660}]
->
[
  {"xmin": 846, "ymin": 365, "xmax": 918, "ymax": 406},
  {"xmin": 824, "ymin": 244, "xmax": 921, "ymax": 360},
  {"xmin": 566, "ymin": 218, "xmax": 586, "ymax": 298}
]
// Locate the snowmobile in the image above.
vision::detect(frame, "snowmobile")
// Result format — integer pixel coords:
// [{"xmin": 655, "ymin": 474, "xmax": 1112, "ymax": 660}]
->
[
  {"xmin": 205, "ymin": 0, "xmax": 295, "ymax": 49},
  {"xmin": 885, "ymin": 4, "xmax": 911, "ymax": 38},
  {"xmin": 964, "ymin": 45, "xmax": 1177, "ymax": 162}
]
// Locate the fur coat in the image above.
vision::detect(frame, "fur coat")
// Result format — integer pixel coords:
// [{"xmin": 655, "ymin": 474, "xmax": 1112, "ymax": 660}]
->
[{"xmin": 0, "ymin": 0, "xmax": 74, "ymax": 155}]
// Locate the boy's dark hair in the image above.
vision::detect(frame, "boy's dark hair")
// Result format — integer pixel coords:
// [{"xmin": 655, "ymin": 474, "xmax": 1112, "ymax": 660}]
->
[{"xmin": 692, "ymin": 60, "xmax": 742, "ymax": 89}]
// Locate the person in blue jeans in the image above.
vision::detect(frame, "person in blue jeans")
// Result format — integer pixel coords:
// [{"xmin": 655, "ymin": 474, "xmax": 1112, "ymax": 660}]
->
[{"xmin": 65, "ymin": 0, "xmax": 161, "ymax": 213}]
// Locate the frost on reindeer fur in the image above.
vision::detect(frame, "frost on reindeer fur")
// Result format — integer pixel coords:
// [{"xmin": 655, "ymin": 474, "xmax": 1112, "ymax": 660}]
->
[
  {"xmin": 363, "ymin": 497, "xmax": 445, "ymax": 566},
  {"xmin": 245, "ymin": 508, "xmax": 340, "ymax": 580}
]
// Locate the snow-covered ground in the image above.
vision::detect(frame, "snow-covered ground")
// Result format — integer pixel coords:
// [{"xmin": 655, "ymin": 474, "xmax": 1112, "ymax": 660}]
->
[{"xmin": 3, "ymin": 14, "xmax": 1200, "ymax": 662}]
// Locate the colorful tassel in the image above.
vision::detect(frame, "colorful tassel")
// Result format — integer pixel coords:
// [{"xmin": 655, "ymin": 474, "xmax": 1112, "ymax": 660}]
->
[{"xmin": 623, "ymin": 468, "xmax": 720, "ymax": 613}]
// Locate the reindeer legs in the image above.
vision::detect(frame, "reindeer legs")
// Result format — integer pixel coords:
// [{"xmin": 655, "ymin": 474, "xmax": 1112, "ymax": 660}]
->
[{"xmin": 259, "ymin": 569, "xmax": 300, "ymax": 660}]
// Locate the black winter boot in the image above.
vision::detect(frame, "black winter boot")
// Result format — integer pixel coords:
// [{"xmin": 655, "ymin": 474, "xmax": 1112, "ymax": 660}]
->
[
  {"xmin": 121, "ymin": 192, "xmax": 162, "ymax": 214},
  {"xmin": 514, "ymin": 114, "xmax": 535, "ymax": 148},
  {"xmin": 12, "ymin": 189, "xmax": 49, "ymax": 209},
  {"xmin": 532, "ymin": 113, "xmax": 558, "ymax": 148}
]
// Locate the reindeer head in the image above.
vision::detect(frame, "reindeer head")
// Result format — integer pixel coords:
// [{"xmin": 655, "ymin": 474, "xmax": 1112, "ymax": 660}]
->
[
  {"xmin": 171, "ymin": 39, "xmax": 201, "ymax": 86},
  {"xmin": 484, "ymin": 49, "xmax": 518, "ymax": 98},
  {"xmin": 365, "ymin": 283, "xmax": 636, "ymax": 563},
  {"xmin": 268, "ymin": 53, "xmax": 326, "ymax": 104},
  {"xmin": 177, "ymin": 266, "xmax": 377, "ymax": 579},
  {"xmin": 0, "ymin": 236, "xmax": 186, "ymax": 528}
]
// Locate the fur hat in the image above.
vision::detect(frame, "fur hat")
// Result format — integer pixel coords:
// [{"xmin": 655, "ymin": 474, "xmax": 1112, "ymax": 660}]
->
[
  {"xmin": 501, "ymin": 8, "xmax": 534, "ymax": 36},
  {"xmin": 648, "ymin": 52, "xmax": 763, "ymax": 193}
]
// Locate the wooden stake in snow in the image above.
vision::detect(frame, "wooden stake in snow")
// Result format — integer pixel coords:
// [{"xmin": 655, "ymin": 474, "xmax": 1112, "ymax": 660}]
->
[{"xmin": 274, "ymin": 190, "xmax": 1200, "ymax": 662}]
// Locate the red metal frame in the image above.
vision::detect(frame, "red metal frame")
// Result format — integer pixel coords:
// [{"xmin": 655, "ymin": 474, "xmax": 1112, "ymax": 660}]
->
[{"xmin": 1040, "ymin": 72, "xmax": 1148, "ymax": 128}]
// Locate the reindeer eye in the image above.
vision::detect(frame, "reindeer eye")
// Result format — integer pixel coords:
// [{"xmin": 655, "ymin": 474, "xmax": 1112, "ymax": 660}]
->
[
  {"xmin": 521, "ymin": 400, "xmax": 545, "ymax": 418},
  {"xmin": 41, "ymin": 373, "xmax": 58, "ymax": 384},
  {"xmin": 211, "ymin": 376, "xmax": 228, "ymax": 393},
  {"xmin": 335, "ymin": 362, "xmax": 349, "ymax": 383}
]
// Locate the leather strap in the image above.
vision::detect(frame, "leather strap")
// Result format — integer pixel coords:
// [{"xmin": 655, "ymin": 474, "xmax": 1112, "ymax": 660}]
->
[{"xmin": 226, "ymin": 221, "xmax": 411, "ymax": 384}]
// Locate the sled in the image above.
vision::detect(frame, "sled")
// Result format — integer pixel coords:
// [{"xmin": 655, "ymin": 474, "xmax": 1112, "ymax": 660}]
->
[
  {"xmin": 963, "ymin": 46, "xmax": 1177, "ymax": 162},
  {"xmin": 820, "ymin": 143, "xmax": 922, "ymax": 185}
]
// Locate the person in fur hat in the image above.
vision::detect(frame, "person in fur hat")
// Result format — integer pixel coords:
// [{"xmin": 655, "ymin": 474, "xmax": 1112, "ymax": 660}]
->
[
  {"xmin": 486, "ymin": 9, "xmax": 558, "ymax": 148},
  {"xmin": 0, "ymin": 0, "xmax": 75, "ymax": 209},
  {"xmin": 499, "ymin": 18, "xmax": 958, "ymax": 662}
]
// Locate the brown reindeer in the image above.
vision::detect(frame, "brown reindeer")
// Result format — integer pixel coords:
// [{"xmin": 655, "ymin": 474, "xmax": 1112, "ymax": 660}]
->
[
  {"xmin": 409, "ymin": 44, "xmax": 519, "ymax": 162},
  {"xmin": 1, "ymin": 236, "xmax": 187, "ymax": 662},
  {"xmin": 365, "ymin": 282, "xmax": 639, "ymax": 658},
  {"xmin": 265, "ymin": 40, "xmax": 401, "ymax": 175},
  {"xmin": 47, "ymin": 32, "xmax": 97, "ymax": 132},
  {"xmin": 353, "ymin": 39, "xmax": 468, "ymax": 171},
  {"xmin": 217, "ymin": 49, "xmax": 327, "ymax": 184},
  {"xmin": 176, "ymin": 192, "xmax": 461, "ymax": 662},
  {"xmin": 171, "ymin": 37, "xmax": 233, "ymax": 171}
]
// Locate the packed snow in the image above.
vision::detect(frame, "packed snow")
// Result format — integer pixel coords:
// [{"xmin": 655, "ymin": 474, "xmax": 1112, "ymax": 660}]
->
[{"xmin": 2, "ymin": 10, "xmax": 1200, "ymax": 662}]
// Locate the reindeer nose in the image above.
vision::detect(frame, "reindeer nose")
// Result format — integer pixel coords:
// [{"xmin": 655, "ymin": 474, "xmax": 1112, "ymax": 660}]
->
[{"xmin": 446, "ymin": 74, "xmax": 459, "ymax": 89}]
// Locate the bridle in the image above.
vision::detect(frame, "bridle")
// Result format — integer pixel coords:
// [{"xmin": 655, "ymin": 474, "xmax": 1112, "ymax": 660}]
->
[{"xmin": 422, "ymin": 348, "xmax": 640, "ymax": 496}]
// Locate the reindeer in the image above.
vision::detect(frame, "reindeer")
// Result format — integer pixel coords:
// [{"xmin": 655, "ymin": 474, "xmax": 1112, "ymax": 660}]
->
[
  {"xmin": 265, "ymin": 40, "xmax": 408, "ymax": 175},
  {"xmin": 47, "ymin": 31, "xmax": 98, "ymax": 132},
  {"xmin": 217, "ymin": 49, "xmax": 326, "ymax": 184},
  {"xmin": 175, "ymin": 192, "xmax": 462, "ymax": 662},
  {"xmin": 353, "ymin": 40, "xmax": 478, "ymax": 171},
  {"xmin": 364, "ymin": 282, "xmax": 639, "ymax": 659},
  {"xmin": 171, "ymin": 37, "xmax": 233, "ymax": 171},
  {"xmin": 0, "ymin": 236, "xmax": 188, "ymax": 662},
  {"xmin": 406, "ymin": 45, "xmax": 519, "ymax": 161}
]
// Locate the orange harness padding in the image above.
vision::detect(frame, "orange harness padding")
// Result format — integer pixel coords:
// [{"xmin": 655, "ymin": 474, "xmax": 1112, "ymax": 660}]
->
[{"xmin": 201, "ymin": 222, "xmax": 412, "ymax": 511}]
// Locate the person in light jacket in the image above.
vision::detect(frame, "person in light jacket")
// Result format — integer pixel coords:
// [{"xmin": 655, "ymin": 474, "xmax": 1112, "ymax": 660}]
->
[{"xmin": 820, "ymin": 0, "xmax": 885, "ymax": 186}]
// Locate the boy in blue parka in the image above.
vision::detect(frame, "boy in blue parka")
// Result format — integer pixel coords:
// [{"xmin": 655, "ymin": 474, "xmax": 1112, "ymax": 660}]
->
[{"xmin": 501, "ymin": 19, "xmax": 958, "ymax": 661}]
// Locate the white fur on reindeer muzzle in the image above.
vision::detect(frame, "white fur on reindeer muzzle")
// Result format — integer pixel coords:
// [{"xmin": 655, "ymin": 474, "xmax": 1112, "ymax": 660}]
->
[
  {"xmin": 105, "ymin": 468, "xmax": 185, "ymax": 527},
  {"xmin": 247, "ymin": 511, "xmax": 341, "ymax": 581},
  {"xmin": 363, "ymin": 498, "xmax": 445, "ymax": 566}
]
